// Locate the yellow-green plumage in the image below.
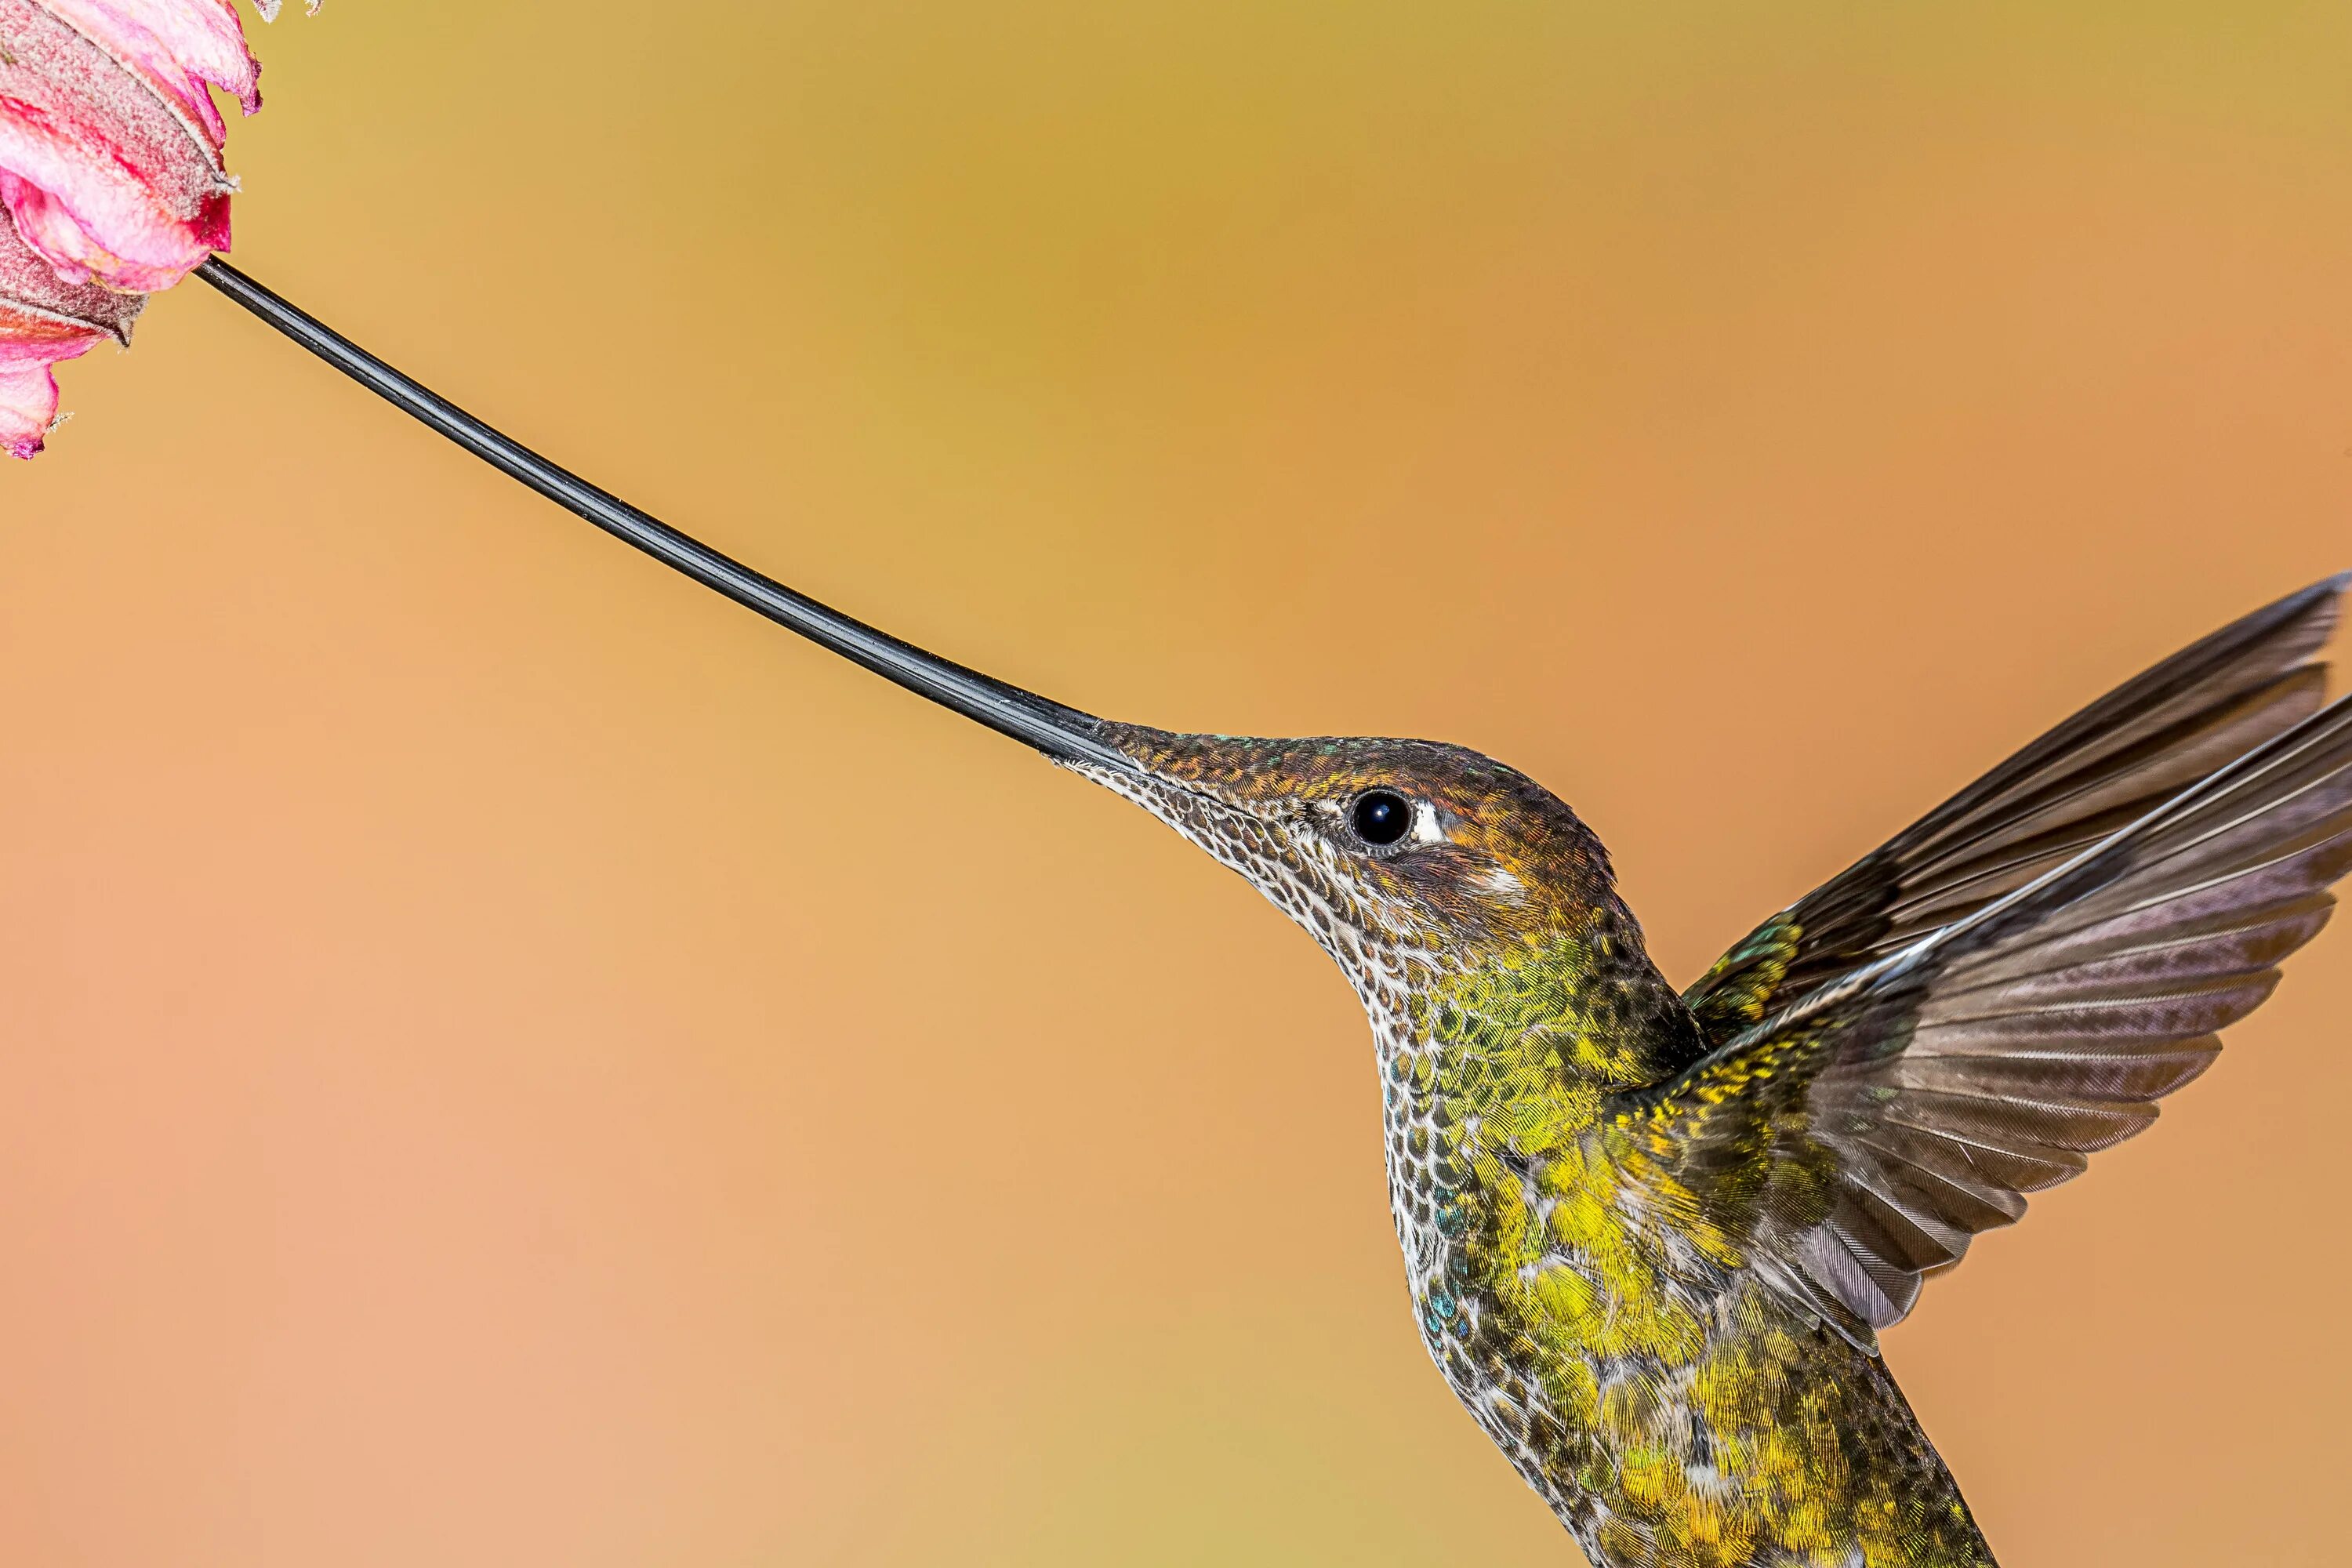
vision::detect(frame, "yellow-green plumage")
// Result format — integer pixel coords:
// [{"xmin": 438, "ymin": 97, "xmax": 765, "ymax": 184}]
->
[
  {"xmin": 1069, "ymin": 575, "xmax": 2352, "ymax": 1566},
  {"xmin": 1408, "ymin": 926, "xmax": 1987, "ymax": 1565}
]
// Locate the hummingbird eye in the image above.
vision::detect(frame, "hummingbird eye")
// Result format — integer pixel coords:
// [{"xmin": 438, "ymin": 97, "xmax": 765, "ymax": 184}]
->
[{"xmin": 1350, "ymin": 790, "xmax": 1412, "ymax": 847}]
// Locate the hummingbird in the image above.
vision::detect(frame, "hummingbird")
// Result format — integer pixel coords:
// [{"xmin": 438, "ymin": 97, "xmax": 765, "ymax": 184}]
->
[{"xmin": 200, "ymin": 260, "xmax": 2352, "ymax": 1568}]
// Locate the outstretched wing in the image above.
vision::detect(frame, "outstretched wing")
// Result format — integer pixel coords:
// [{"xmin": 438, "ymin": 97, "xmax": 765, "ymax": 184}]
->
[
  {"xmin": 1623, "ymin": 606, "xmax": 2352, "ymax": 1345},
  {"xmin": 1683, "ymin": 575, "xmax": 2347, "ymax": 1044}
]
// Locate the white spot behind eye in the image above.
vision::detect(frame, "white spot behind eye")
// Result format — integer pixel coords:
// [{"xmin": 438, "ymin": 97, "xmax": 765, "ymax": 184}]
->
[
  {"xmin": 1410, "ymin": 800, "xmax": 1446, "ymax": 847},
  {"xmin": 1477, "ymin": 864, "xmax": 1528, "ymax": 902}
]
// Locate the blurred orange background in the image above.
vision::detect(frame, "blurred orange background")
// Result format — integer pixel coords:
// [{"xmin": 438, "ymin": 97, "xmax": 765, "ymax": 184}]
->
[{"xmin": 4, "ymin": 3, "xmax": 2350, "ymax": 1564}]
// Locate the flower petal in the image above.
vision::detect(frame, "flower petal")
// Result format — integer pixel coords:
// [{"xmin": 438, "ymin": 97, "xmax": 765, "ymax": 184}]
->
[
  {"xmin": 33, "ymin": 0, "xmax": 265, "ymax": 143},
  {"xmin": 0, "ymin": 202, "xmax": 139, "ymax": 455},
  {"xmin": 0, "ymin": 0, "xmax": 238, "ymax": 291},
  {"xmin": 0, "ymin": 327, "xmax": 96, "ymax": 456}
]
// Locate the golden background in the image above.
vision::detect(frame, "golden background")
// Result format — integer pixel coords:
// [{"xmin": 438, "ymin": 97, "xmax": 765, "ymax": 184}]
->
[{"xmin": 5, "ymin": 3, "xmax": 2350, "ymax": 1563}]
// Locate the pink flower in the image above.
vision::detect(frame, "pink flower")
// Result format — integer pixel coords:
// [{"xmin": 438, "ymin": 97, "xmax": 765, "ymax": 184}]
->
[{"xmin": 0, "ymin": 0, "xmax": 289, "ymax": 458}]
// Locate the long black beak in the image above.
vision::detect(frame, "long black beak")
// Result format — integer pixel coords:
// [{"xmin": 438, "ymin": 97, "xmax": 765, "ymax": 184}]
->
[{"xmin": 194, "ymin": 258, "xmax": 1142, "ymax": 778}]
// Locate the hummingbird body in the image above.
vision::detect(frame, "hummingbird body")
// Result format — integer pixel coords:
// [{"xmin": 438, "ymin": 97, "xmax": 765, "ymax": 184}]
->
[
  {"xmin": 1391, "ymin": 938, "xmax": 1989, "ymax": 1566},
  {"xmin": 1067, "ymin": 577, "xmax": 2352, "ymax": 1565},
  {"xmin": 1392, "ymin": 938, "xmax": 1987, "ymax": 1566},
  {"xmin": 1091, "ymin": 731, "xmax": 1995, "ymax": 1565}
]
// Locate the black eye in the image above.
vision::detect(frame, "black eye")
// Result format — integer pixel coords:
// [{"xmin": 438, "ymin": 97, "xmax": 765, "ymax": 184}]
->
[{"xmin": 1351, "ymin": 790, "xmax": 1411, "ymax": 846}]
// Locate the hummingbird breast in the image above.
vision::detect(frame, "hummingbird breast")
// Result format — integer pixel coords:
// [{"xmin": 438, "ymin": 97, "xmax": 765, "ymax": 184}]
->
[{"xmin": 1344, "ymin": 920, "xmax": 1996, "ymax": 1568}]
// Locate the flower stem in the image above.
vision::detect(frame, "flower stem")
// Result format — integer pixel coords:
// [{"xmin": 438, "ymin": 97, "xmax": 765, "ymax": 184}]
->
[{"xmin": 192, "ymin": 256, "xmax": 1127, "ymax": 771}]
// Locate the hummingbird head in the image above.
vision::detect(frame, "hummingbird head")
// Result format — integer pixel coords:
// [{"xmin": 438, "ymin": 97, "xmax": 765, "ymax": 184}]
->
[{"xmin": 1064, "ymin": 724, "xmax": 1624, "ymax": 986}]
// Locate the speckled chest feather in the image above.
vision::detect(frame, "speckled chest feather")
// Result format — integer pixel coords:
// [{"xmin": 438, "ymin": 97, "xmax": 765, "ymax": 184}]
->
[{"xmin": 1359, "ymin": 929, "xmax": 1988, "ymax": 1568}]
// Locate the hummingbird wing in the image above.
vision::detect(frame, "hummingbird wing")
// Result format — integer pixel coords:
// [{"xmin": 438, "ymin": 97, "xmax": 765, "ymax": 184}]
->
[
  {"xmin": 1619, "ymin": 637, "xmax": 2352, "ymax": 1344},
  {"xmin": 1683, "ymin": 575, "xmax": 2347, "ymax": 1045}
]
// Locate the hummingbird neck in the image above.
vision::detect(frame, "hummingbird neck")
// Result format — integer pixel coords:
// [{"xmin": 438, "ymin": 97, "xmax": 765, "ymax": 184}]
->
[{"xmin": 1363, "ymin": 895, "xmax": 1704, "ymax": 1100}]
